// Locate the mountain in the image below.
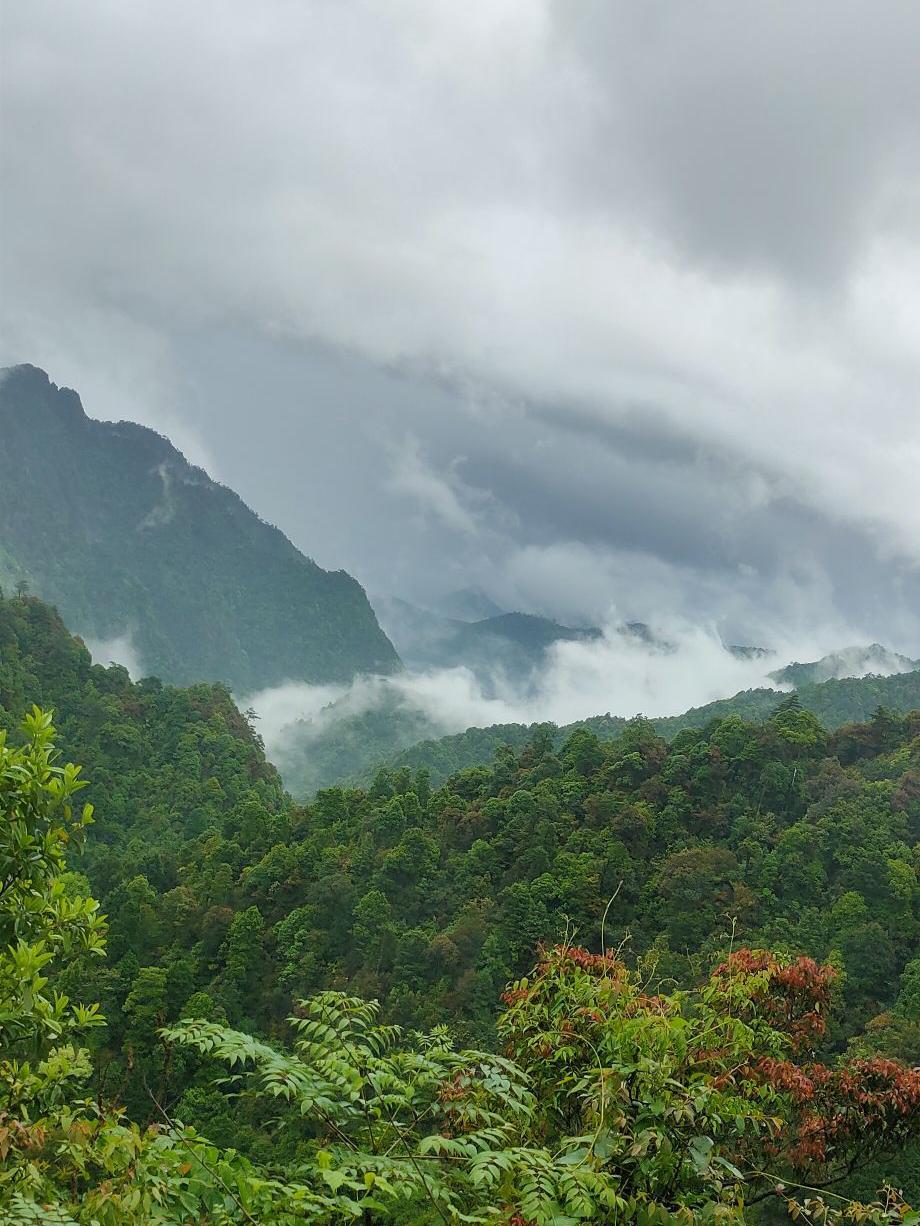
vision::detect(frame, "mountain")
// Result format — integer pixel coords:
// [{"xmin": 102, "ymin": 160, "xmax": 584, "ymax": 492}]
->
[
  {"xmin": 0, "ymin": 592, "xmax": 288, "ymax": 849},
  {"xmin": 374, "ymin": 594, "xmax": 600, "ymax": 685},
  {"xmin": 274, "ymin": 607, "xmax": 604, "ymax": 795},
  {"xmin": 727, "ymin": 643, "xmax": 771, "ymax": 660},
  {"xmin": 446, "ymin": 612, "xmax": 600, "ymax": 683},
  {"xmin": 770, "ymin": 643, "xmax": 919, "ymax": 687},
  {"xmin": 371, "ymin": 595, "xmax": 464, "ymax": 667},
  {"xmin": 0, "ymin": 365, "xmax": 399, "ymax": 691}
]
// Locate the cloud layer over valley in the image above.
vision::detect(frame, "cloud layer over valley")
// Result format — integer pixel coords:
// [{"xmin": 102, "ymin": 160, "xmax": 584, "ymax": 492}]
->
[{"xmin": 242, "ymin": 610, "xmax": 889, "ymax": 787}]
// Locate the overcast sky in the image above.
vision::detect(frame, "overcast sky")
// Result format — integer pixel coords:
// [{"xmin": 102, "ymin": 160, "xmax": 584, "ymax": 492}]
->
[{"xmin": 3, "ymin": 1, "xmax": 920, "ymax": 652}]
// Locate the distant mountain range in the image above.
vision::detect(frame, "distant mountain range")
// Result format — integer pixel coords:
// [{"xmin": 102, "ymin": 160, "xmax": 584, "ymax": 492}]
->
[{"xmin": 0, "ymin": 365, "xmax": 399, "ymax": 692}]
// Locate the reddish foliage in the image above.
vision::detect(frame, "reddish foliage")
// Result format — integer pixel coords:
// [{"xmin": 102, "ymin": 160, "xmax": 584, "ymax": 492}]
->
[
  {"xmin": 713, "ymin": 949, "xmax": 836, "ymax": 1050},
  {"xmin": 745, "ymin": 1055, "xmax": 920, "ymax": 1174},
  {"xmin": 708, "ymin": 950, "xmax": 920, "ymax": 1174},
  {"xmin": 500, "ymin": 986, "xmax": 532, "ymax": 1007},
  {"xmin": 537, "ymin": 943, "xmax": 624, "ymax": 978},
  {"xmin": 503, "ymin": 941, "xmax": 920, "ymax": 1185},
  {"xmin": 630, "ymin": 993, "xmax": 672, "ymax": 1016},
  {"xmin": 438, "ymin": 1073, "xmax": 468, "ymax": 1104}
]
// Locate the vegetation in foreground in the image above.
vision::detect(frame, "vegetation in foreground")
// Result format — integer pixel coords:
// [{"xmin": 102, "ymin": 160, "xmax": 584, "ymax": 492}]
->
[{"xmin": 3, "ymin": 709, "xmax": 920, "ymax": 1223}]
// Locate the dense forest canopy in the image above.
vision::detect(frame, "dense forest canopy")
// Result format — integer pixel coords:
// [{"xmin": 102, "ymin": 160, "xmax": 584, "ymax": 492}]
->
[
  {"xmin": 0, "ymin": 722, "xmax": 919, "ymax": 1224},
  {"xmin": 3, "ymin": 592, "xmax": 920, "ymax": 1218},
  {"xmin": 3, "ymin": 703, "xmax": 920, "ymax": 1222},
  {"xmin": 0, "ymin": 365, "xmax": 399, "ymax": 690}
]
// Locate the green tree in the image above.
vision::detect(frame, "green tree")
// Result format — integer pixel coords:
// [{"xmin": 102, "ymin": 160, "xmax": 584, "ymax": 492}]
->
[{"xmin": 0, "ymin": 712, "xmax": 299, "ymax": 1221}]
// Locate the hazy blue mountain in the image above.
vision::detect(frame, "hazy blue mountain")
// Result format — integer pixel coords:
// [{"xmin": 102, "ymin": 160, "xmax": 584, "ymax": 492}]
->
[
  {"xmin": 0, "ymin": 365, "xmax": 399, "ymax": 691},
  {"xmin": 446, "ymin": 612, "xmax": 600, "ymax": 684},
  {"xmin": 371, "ymin": 595, "xmax": 465, "ymax": 668},
  {"xmin": 373, "ymin": 595, "xmax": 600, "ymax": 687},
  {"xmin": 727, "ymin": 644, "xmax": 771, "ymax": 660},
  {"xmin": 769, "ymin": 643, "xmax": 918, "ymax": 687}
]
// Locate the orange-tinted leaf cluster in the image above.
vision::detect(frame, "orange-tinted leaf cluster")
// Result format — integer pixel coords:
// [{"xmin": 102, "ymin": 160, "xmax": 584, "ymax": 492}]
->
[
  {"xmin": 714, "ymin": 949, "xmax": 836, "ymax": 1050},
  {"xmin": 536, "ymin": 943, "xmax": 625, "ymax": 978},
  {"xmin": 500, "ymin": 986, "xmax": 533, "ymax": 1007},
  {"xmin": 751, "ymin": 1056, "xmax": 920, "ymax": 1173},
  {"xmin": 629, "ymin": 993, "xmax": 673, "ymax": 1017},
  {"xmin": 439, "ymin": 1073, "xmax": 468, "ymax": 1104}
]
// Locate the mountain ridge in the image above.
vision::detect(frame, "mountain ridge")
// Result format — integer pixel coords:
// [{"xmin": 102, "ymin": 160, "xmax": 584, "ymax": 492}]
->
[{"xmin": 0, "ymin": 364, "xmax": 399, "ymax": 691}]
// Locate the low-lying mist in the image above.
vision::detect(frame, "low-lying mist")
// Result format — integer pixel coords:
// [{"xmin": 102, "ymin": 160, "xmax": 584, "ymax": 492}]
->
[
  {"xmin": 241, "ymin": 617, "xmax": 859, "ymax": 792},
  {"xmin": 82, "ymin": 613, "xmax": 915, "ymax": 797},
  {"xmin": 83, "ymin": 631, "xmax": 145, "ymax": 680}
]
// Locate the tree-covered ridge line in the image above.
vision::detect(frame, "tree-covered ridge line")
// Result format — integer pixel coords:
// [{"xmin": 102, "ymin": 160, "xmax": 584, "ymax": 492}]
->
[
  {"xmin": 367, "ymin": 668, "xmax": 920, "ymax": 788},
  {"xmin": 0, "ymin": 363, "xmax": 400, "ymax": 691},
  {"xmin": 4, "ymin": 706, "xmax": 920, "ymax": 1222}
]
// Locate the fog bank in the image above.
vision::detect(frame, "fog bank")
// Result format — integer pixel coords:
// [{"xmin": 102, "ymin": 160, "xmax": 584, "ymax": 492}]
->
[{"xmin": 242, "ymin": 615, "xmax": 857, "ymax": 777}]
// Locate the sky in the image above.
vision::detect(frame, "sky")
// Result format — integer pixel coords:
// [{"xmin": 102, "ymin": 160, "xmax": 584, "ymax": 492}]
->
[{"xmin": 3, "ymin": 0, "xmax": 920, "ymax": 662}]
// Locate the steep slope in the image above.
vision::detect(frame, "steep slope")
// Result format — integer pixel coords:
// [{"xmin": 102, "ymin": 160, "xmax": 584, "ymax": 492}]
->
[
  {"xmin": 0, "ymin": 594, "xmax": 290, "ymax": 853},
  {"xmin": 0, "ymin": 364, "xmax": 399, "ymax": 690}
]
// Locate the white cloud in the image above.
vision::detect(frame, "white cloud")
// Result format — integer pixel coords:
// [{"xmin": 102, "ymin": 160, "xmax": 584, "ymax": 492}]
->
[
  {"xmin": 83, "ymin": 631, "xmax": 144, "ymax": 680},
  {"xmin": 237, "ymin": 679, "xmax": 346, "ymax": 750},
  {"xmin": 386, "ymin": 436, "xmax": 482, "ymax": 535},
  {"xmin": 245, "ymin": 613, "xmax": 862, "ymax": 781}
]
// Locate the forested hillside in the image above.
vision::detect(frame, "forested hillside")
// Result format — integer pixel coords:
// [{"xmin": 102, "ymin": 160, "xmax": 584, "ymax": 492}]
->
[
  {"xmin": 3, "ymin": 591, "xmax": 920, "ymax": 1216},
  {"xmin": 8, "ymin": 712, "xmax": 920, "ymax": 1220},
  {"xmin": 0, "ymin": 364, "xmax": 399, "ymax": 690}
]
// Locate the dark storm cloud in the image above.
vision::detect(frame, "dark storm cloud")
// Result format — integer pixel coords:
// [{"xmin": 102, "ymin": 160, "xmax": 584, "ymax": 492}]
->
[
  {"xmin": 1, "ymin": 1, "xmax": 919, "ymax": 655},
  {"xmin": 555, "ymin": 0, "xmax": 920, "ymax": 282}
]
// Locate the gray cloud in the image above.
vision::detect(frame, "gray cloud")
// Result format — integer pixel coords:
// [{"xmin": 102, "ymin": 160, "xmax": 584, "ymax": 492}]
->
[
  {"xmin": 557, "ymin": 1, "xmax": 920, "ymax": 282},
  {"xmin": 2, "ymin": 1, "xmax": 919, "ymax": 662}
]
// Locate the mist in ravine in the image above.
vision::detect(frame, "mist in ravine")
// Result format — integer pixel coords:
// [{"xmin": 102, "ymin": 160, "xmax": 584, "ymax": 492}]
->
[{"xmin": 237, "ymin": 613, "xmax": 902, "ymax": 775}]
